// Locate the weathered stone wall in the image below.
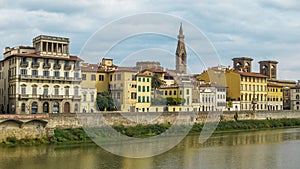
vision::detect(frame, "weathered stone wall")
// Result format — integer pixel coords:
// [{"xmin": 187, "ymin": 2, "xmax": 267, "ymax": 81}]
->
[{"xmin": 2, "ymin": 110, "xmax": 300, "ymax": 140}]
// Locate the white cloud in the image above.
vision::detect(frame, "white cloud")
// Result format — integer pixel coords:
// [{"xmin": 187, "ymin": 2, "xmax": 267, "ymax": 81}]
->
[{"xmin": 0, "ymin": 0, "xmax": 299, "ymax": 79}]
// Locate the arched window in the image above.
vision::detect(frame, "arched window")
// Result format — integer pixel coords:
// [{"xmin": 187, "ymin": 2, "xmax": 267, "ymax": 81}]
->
[
  {"xmin": 43, "ymin": 102, "xmax": 49, "ymax": 113},
  {"xmin": 31, "ymin": 102, "xmax": 38, "ymax": 114},
  {"xmin": 296, "ymin": 95, "xmax": 300, "ymax": 100},
  {"xmin": 21, "ymin": 103, "xmax": 26, "ymax": 113},
  {"xmin": 53, "ymin": 102, "xmax": 59, "ymax": 113}
]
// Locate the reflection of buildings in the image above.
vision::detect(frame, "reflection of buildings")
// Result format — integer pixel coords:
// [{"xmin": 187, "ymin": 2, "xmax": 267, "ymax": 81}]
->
[{"xmin": 0, "ymin": 35, "xmax": 81, "ymax": 114}]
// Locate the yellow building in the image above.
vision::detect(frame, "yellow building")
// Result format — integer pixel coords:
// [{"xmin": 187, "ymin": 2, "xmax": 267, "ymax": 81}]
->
[
  {"xmin": 0, "ymin": 35, "xmax": 81, "ymax": 114},
  {"xmin": 267, "ymin": 83, "xmax": 283, "ymax": 110},
  {"xmin": 136, "ymin": 73, "xmax": 152, "ymax": 112},
  {"xmin": 197, "ymin": 66, "xmax": 268, "ymax": 111}
]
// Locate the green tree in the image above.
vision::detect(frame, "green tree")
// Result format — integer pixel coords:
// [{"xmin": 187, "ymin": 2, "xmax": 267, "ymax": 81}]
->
[
  {"xmin": 166, "ymin": 97, "xmax": 185, "ymax": 105},
  {"xmin": 151, "ymin": 73, "xmax": 163, "ymax": 89},
  {"xmin": 96, "ymin": 92, "xmax": 116, "ymax": 111}
]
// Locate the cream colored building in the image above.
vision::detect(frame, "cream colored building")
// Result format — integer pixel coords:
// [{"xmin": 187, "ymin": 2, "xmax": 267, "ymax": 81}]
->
[
  {"xmin": 290, "ymin": 86, "xmax": 300, "ymax": 110},
  {"xmin": 0, "ymin": 35, "xmax": 81, "ymax": 114},
  {"xmin": 80, "ymin": 63, "xmax": 98, "ymax": 113}
]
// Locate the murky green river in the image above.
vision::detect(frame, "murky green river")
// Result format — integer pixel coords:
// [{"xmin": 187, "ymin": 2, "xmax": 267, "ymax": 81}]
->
[{"xmin": 1, "ymin": 128, "xmax": 300, "ymax": 169}]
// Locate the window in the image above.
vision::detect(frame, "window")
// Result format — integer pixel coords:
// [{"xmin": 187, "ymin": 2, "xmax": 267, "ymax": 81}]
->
[
  {"xmin": 32, "ymin": 85, "xmax": 37, "ymax": 95},
  {"xmin": 32, "ymin": 70, "xmax": 38, "ymax": 76},
  {"xmin": 54, "ymin": 71, "xmax": 60, "ymax": 78},
  {"xmin": 43, "ymin": 87, "xmax": 48, "ymax": 95},
  {"xmin": 74, "ymin": 72, "xmax": 79, "ymax": 78},
  {"xmin": 169, "ymin": 90, "xmax": 172, "ymax": 95},
  {"xmin": 43, "ymin": 102, "xmax": 49, "ymax": 113},
  {"xmin": 132, "ymin": 74, "xmax": 136, "ymax": 81},
  {"xmin": 91, "ymin": 94, "xmax": 94, "ymax": 102},
  {"xmin": 174, "ymin": 90, "xmax": 177, "ymax": 95},
  {"xmin": 99, "ymin": 75, "xmax": 104, "ymax": 81},
  {"xmin": 147, "ymin": 86, "xmax": 150, "ymax": 92},
  {"xmin": 138, "ymin": 77, "xmax": 141, "ymax": 82},
  {"xmin": 296, "ymin": 95, "xmax": 300, "ymax": 100},
  {"xmin": 180, "ymin": 90, "xmax": 182, "ymax": 95},
  {"xmin": 165, "ymin": 91, "xmax": 168, "ymax": 95},
  {"xmin": 74, "ymin": 87, "xmax": 79, "ymax": 96},
  {"xmin": 74, "ymin": 104, "xmax": 79, "ymax": 112},
  {"xmin": 138, "ymin": 96, "xmax": 141, "ymax": 102},
  {"xmin": 117, "ymin": 92, "xmax": 120, "ymax": 99},
  {"xmin": 114, "ymin": 74, "xmax": 116, "ymax": 81},
  {"xmin": 91, "ymin": 74, "xmax": 96, "ymax": 81},
  {"xmin": 117, "ymin": 74, "xmax": 121, "ymax": 81},
  {"xmin": 147, "ymin": 96, "xmax": 150, "ymax": 102},
  {"xmin": 82, "ymin": 74, "xmax": 86, "ymax": 80},
  {"xmin": 131, "ymin": 92, "xmax": 136, "ymax": 99},
  {"xmin": 64, "ymin": 72, "xmax": 69, "ymax": 78},
  {"xmin": 43, "ymin": 71, "xmax": 50, "ymax": 77},
  {"xmin": 147, "ymin": 78, "xmax": 149, "ymax": 82},
  {"xmin": 54, "ymin": 60, "xmax": 59, "ymax": 66},
  {"xmin": 83, "ymin": 94, "xmax": 86, "ymax": 101},
  {"xmin": 21, "ymin": 85, "xmax": 26, "ymax": 95},
  {"xmin": 142, "ymin": 86, "xmax": 145, "ymax": 92},
  {"xmin": 65, "ymin": 87, "xmax": 69, "ymax": 96},
  {"xmin": 142, "ymin": 96, "xmax": 145, "ymax": 102},
  {"xmin": 21, "ymin": 103, "xmax": 26, "ymax": 113},
  {"xmin": 138, "ymin": 86, "xmax": 141, "ymax": 92},
  {"xmin": 143, "ymin": 78, "xmax": 145, "ymax": 82},
  {"xmin": 54, "ymin": 86, "xmax": 59, "ymax": 95},
  {"xmin": 20, "ymin": 69, "xmax": 27, "ymax": 75},
  {"xmin": 186, "ymin": 89, "xmax": 190, "ymax": 95}
]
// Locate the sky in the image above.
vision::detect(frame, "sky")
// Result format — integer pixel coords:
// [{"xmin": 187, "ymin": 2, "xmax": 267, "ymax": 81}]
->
[{"xmin": 0, "ymin": 0, "xmax": 300, "ymax": 80}]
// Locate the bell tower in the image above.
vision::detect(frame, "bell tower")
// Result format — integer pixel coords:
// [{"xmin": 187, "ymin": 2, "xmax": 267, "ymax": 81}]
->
[
  {"xmin": 176, "ymin": 23, "xmax": 187, "ymax": 74},
  {"xmin": 259, "ymin": 60, "xmax": 278, "ymax": 80},
  {"xmin": 232, "ymin": 57, "xmax": 253, "ymax": 72}
]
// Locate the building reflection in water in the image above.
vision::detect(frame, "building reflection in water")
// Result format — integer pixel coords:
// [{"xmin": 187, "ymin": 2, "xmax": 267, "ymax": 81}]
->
[{"xmin": 0, "ymin": 128, "xmax": 300, "ymax": 169}]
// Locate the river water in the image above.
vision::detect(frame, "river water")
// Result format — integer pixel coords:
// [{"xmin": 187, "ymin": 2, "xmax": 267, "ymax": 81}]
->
[{"xmin": 1, "ymin": 128, "xmax": 300, "ymax": 169}]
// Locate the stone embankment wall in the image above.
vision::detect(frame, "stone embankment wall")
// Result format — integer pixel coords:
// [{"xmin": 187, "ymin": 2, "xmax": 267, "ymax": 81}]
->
[{"xmin": 1, "ymin": 110, "xmax": 300, "ymax": 140}]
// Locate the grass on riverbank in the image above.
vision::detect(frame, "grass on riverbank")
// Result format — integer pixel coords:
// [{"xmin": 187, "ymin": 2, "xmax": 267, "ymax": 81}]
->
[{"xmin": 3, "ymin": 118, "xmax": 300, "ymax": 145}]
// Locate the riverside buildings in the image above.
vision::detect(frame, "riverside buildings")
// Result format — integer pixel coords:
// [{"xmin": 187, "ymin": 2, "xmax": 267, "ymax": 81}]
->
[{"xmin": 0, "ymin": 24, "xmax": 297, "ymax": 114}]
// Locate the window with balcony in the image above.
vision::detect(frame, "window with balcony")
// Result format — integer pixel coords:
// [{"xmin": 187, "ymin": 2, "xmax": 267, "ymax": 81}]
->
[
  {"xmin": 54, "ymin": 60, "xmax": 61, "ymax": 69},
  {"xmin": 43, "ymin": 59, "xmax": 50, "ymax": 68}
]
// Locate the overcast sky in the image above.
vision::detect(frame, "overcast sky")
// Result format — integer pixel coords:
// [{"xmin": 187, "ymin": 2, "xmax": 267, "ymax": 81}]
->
[{"xmin": 0, "ymin": 0, "xmax": 299, "ymax": 80}]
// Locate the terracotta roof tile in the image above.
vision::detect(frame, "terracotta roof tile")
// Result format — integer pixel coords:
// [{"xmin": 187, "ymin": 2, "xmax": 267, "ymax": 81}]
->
[{"xmin": 237, "ymin": 71, "xmax": 268, "ymax": 78}]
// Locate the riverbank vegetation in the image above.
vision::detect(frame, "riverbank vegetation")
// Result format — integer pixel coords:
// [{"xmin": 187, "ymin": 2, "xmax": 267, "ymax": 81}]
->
[{"xmin": 3, "ymin": 118, "xmax": 300, "ymax": 145}]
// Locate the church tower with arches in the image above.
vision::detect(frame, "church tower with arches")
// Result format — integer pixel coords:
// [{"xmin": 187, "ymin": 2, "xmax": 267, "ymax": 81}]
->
[{"xmin": 175, "ymin": 23, "xmax": 187, "ymax": 74}]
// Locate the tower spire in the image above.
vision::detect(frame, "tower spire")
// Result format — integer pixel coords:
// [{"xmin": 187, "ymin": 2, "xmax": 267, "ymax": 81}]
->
[
  {"xmin": 178, "ymin": 22, "xmax": 184, "ymax": 41},
  {"xmin": 175, "ymin": 22, "xmax": 187, "ymax": 74}
]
